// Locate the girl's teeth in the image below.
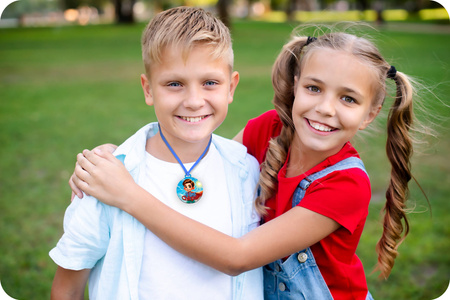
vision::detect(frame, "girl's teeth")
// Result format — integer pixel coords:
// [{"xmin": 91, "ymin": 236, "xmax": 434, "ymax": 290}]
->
[{"xmin": 309, "ymin": 120, "xmax": 333, "ymax": 132}]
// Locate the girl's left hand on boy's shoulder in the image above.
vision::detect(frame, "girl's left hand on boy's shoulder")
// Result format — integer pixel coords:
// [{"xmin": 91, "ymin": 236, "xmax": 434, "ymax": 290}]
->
[
  {"xmin": 69, "ymin": 144, "xmax": 118, "ymax": 201},
  {"xmin": 72, "ymin": 149, "xmax": 135, "ymax": 208}
]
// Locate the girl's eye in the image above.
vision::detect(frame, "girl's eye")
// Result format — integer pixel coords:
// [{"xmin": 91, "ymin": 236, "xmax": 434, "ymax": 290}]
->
[
  {"xmin": 342, "ymin": 96, "xmax": 356, "ymax": 104},
  {"xmin": 307, "ymin": 86, "xmax": 320, "ymax": 93}
]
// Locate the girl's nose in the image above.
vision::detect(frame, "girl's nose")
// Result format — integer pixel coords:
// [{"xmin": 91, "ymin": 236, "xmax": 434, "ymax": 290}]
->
[{"xmin": 315, "ymin": 95, "xmax": 336, "ymax": 117}]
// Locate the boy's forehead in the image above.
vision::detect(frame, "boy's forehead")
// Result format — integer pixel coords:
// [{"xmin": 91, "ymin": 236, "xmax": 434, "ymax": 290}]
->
[
  {"xmin": 148, "ymin": 43, "xmax": 233, "ymax": 74},
  {"xmin": 166, "ymin": 43, "xmax": 229, "ymax": 61}
]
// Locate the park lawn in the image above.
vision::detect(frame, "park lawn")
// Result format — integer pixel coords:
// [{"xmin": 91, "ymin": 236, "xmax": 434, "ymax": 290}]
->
[{"xmin": 0, "ymin": 20, "xmax": 449, "ymax": 299}]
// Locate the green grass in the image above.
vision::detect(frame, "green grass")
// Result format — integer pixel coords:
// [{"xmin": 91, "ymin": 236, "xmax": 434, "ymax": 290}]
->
[{"xmin": 1, "ymin": 20, "xmax": 449, "ymax": 299}]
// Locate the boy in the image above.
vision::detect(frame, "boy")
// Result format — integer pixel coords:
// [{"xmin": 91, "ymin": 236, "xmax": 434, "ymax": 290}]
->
[{"xmin": 49, "ymin": 7, "xmax": 263, "ymax": 299}]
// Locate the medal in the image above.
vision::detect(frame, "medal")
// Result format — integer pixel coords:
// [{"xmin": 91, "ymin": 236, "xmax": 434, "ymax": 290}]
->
[
  {"xmin": 159, "ymin": 124, "xmax": 211, "ymax": 204},
  {"xmin": 176, "ymin": 176, "xmax": 203, "ymax": 204}
]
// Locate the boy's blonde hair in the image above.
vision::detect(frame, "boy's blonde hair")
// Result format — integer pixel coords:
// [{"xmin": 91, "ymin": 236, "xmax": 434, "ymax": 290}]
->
[{"xmin": 141, "ymin": 7, "xmax": 233, "ymax": 77}]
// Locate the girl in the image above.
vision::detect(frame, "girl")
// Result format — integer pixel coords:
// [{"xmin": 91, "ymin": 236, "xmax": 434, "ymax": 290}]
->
[{"xmin": 71, "ymin": 31, "xmax": 418, "ymax": 299}]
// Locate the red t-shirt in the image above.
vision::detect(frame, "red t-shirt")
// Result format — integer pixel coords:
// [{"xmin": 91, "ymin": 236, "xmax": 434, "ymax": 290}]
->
[{"xmin": 243, "ymin": 110, "xmax": 371, "ymax": 300}]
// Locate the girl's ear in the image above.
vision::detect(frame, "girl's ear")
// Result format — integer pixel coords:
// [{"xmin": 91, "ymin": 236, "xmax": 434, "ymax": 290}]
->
[
  {"xmin": 360, "ymin": 104, "xmax": 382, "ymax": 130},
  {"xmin": 294, "ymin": 75, "xmax": 299, "ymax": 93},
  {"xmin": 141, "ymin": 74, "xmax": 153, "ymax": 106}
]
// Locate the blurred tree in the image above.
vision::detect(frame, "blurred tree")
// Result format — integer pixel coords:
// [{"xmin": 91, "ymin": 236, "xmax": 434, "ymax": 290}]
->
[
  {"xmin": 114, "ymin": 0, "xmax": 135, "ymax": 23},
  {"xmin": 285, "ymin": 0, "xmax": 295, "ymax": 20},
  {"xmin": 316, "ymin": 0, "xmax": 333, "ymax": 9},
  {"xmin": 412, "ymin": 0, "xmax": 431, "ymax": 11},
  {"xmin": 270, "ymin": 0, "xmax": 288, "ymax": 11},
  {"xmin": 61, "ymin": 0, "xmax": 134, "ymax": 23},
  {"xmin": 62, "ymin": 0, "xmax": 106, "ymax": 10},
  {"xmin": 285, "ymin": 0, "xmax": 314, "ymax": 21},
  {"xmin": 217, "ymin": 0, "xmax": 231, "ymax": 27},
  {"xmin": 355, "ymin": 0, "xmax": 369, "ymax": 10}
]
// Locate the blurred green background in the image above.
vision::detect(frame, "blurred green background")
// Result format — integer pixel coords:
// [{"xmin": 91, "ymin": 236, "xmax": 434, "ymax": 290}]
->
[{"xmin": 0, "ymin": 2, "xmax": 449, "ymax": 299}]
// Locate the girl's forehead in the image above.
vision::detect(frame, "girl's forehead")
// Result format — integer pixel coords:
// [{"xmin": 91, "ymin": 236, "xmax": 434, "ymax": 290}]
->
[
  {"xmin": 302, "ymin": 49, "xmax": 374, "ymax": 76},
  {"xmin": 303, "ymin": 48, "xmax": 348, "ymax": 65},
  {"xmin": 300, "ymin": 48, "xmax": 378, "ymax": 100}
]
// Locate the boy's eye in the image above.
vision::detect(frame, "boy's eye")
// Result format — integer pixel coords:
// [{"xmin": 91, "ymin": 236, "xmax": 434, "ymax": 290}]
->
[
  {"xmin": 342, "ymin": 96, "xmax": 356, "ymax": 104},
  {"xmin": 167, "ymin": 82, "xmax": 181, "ymax": 87},
  {"xmin": 204, "ymin": 80, "xmax": 218, "ymax": 86},
  {"xmin": 307, "ymin": 86, "xmax": 320, "ymax": 93}
]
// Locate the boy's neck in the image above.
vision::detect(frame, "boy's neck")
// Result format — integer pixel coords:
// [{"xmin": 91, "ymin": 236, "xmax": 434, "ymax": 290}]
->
[{"xmin": 146, "ymin": 134, "xmax": 211, "ymax": 164}]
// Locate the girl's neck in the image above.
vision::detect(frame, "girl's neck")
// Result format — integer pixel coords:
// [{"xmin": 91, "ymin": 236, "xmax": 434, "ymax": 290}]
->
[
  {"xmin": 285, "ymin": 140, "xmax": 341, "ymax": 178},
  {"xmin": 146, "ymin": 134, "xmax": 211, "ymax": 164},
  {"xmin": 285, "ymin": 147, "xmax": 317, "ymax": 178}
]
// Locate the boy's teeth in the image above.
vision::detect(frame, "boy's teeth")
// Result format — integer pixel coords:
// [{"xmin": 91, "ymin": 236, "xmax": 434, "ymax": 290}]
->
[
  {"xmin": 309, "ymin": 120, "xmax": 333, "ymax": 132},
  {"xmin": 182, "ymin": 116, "xmax": 204, "ymax": 122}
]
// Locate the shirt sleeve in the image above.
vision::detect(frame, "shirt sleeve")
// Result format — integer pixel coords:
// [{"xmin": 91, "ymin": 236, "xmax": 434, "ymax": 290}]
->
[
  {"xmin": 243, "ymin": 110, "xmax": 283, "ymax": 164},
  {"xmin": 299, "ymin": 168, "xmax": 371, "ymax": 234},
  {"xmin": 49, "ymin": 195, "xmax": 111, "ymax": 270},
  {"xmin": 243, "ymin": 152, "xmax": 262, "ymax": 230}
]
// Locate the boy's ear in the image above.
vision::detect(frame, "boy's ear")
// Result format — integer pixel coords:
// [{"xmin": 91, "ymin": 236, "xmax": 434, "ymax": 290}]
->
[
  {"xmin": 141, "ymin": 74, "xmax": 153, "ymax": 106},
  {"xmin": 228, "ymin": 71, "xmax": 240, "ymax": 104},
  {"xmin": 359, "ymin": 104, "xmax": 382, "ymax": 130}
]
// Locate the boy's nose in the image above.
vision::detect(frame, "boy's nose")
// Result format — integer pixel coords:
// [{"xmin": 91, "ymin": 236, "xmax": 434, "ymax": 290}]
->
[{"xmin": 184, "ymin": 87, "xmax": 206, "ymax": 109}]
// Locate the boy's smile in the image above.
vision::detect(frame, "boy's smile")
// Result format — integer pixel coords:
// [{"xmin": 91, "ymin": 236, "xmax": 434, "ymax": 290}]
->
[
  {"xmin": 141, "ymin": 44, "xmax": 239, "ymax": 162},
  {"xmin": 290, "ymin": 49, "xmax": 381, "ymax": 167},
  {"xmin": 179, "ymin": 115, "xmax": 210, "ymax": 123}
]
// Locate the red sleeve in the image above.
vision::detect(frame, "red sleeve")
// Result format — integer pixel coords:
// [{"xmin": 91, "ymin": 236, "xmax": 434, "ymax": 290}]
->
[
  {"xmin": 242, "ymin": 110, "xmax": 283, "ymax": 164},
  {"xmin": 299, "ymin": 168, "xmax": 371, "ymax": 233}
]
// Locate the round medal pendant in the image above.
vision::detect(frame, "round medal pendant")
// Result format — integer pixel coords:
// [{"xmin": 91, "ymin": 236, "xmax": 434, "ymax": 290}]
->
[{"xmin": 176, "ymin": 176, "xmax": 203, "ymax": 204}]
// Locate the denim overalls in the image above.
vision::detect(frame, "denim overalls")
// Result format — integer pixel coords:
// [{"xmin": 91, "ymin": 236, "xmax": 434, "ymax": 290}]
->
[{"xmin": 263, "ymin": 157, "xmax": 374, "ymax": 300}]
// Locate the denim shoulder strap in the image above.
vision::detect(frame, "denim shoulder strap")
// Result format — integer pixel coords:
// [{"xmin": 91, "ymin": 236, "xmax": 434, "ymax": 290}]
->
[{"xmin": 292, "ymin": 157, "xmax": 367, "ymax": 208}]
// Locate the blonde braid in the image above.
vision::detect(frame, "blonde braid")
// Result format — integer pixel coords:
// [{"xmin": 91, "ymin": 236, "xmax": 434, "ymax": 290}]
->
[
  {"xmin": 255, "ymin": 37, "xmax": 308, "ymax": 215},
  {"xmin": 376, "ymin": 70, "xmax": 414, "ymax": 278}
]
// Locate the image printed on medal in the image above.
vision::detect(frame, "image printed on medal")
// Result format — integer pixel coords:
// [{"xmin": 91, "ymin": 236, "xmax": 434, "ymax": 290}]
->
[{"xmin": 176, "ymin": 177, "xmax": 203, "ymax": 204}]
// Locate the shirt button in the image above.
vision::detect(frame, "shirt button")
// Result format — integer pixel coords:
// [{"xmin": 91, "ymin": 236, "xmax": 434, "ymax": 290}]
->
[
  {"xmin": 279, "ymin": 282, "xmax": 286, "ymax": 291},
  {"xmin": 297, "ymin": 252, "xmax": 308, "ymax": 263},
  {"xmin": 275, "ymin": 264, "xmax": 280, "ymax": 272}
]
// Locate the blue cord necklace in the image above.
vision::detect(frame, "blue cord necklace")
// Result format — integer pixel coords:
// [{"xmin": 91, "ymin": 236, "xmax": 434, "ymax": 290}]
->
[{"xmin": 158, "ymin": 124, "xmax": 211, "ymax": 204}]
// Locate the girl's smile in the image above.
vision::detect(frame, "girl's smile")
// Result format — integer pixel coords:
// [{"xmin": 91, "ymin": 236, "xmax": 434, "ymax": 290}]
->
[{"xmin": 306, "ymin": 118, "xmax": 338, "ymax": 134}]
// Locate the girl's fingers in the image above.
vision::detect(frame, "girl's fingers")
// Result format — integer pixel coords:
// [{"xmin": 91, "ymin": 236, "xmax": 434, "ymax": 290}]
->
[
  {"xmin": 93, "ymin": 143, "xmax": 117, "ymax": 155},
  {"xmin": 83, "ymin": 148, "xmax": 119, "ymax": 166},
  {"xmin": 92, "ymin": 147, "xmax": 121, "ymax": 165},
  {"xmin": 69, "ymin": 174, "xmax": 83, "ymax": 200},
  {"xmin": 76, "ymin": 152, "xmax": 91, "ymax": 171},
  {"xmin": 104, "ymin": 150, "xmax": 122, "ymax": 164},
  {"xmin": 71, "ymin": 168, "xmax": 91, "ymax": 196},
  {"xmin": 82, "ymin": 149, "xmax": 102, "ymax": 166},
  {"xmin": 74, "ymin": 160, "xmax": 91, "ymax": 183}
]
